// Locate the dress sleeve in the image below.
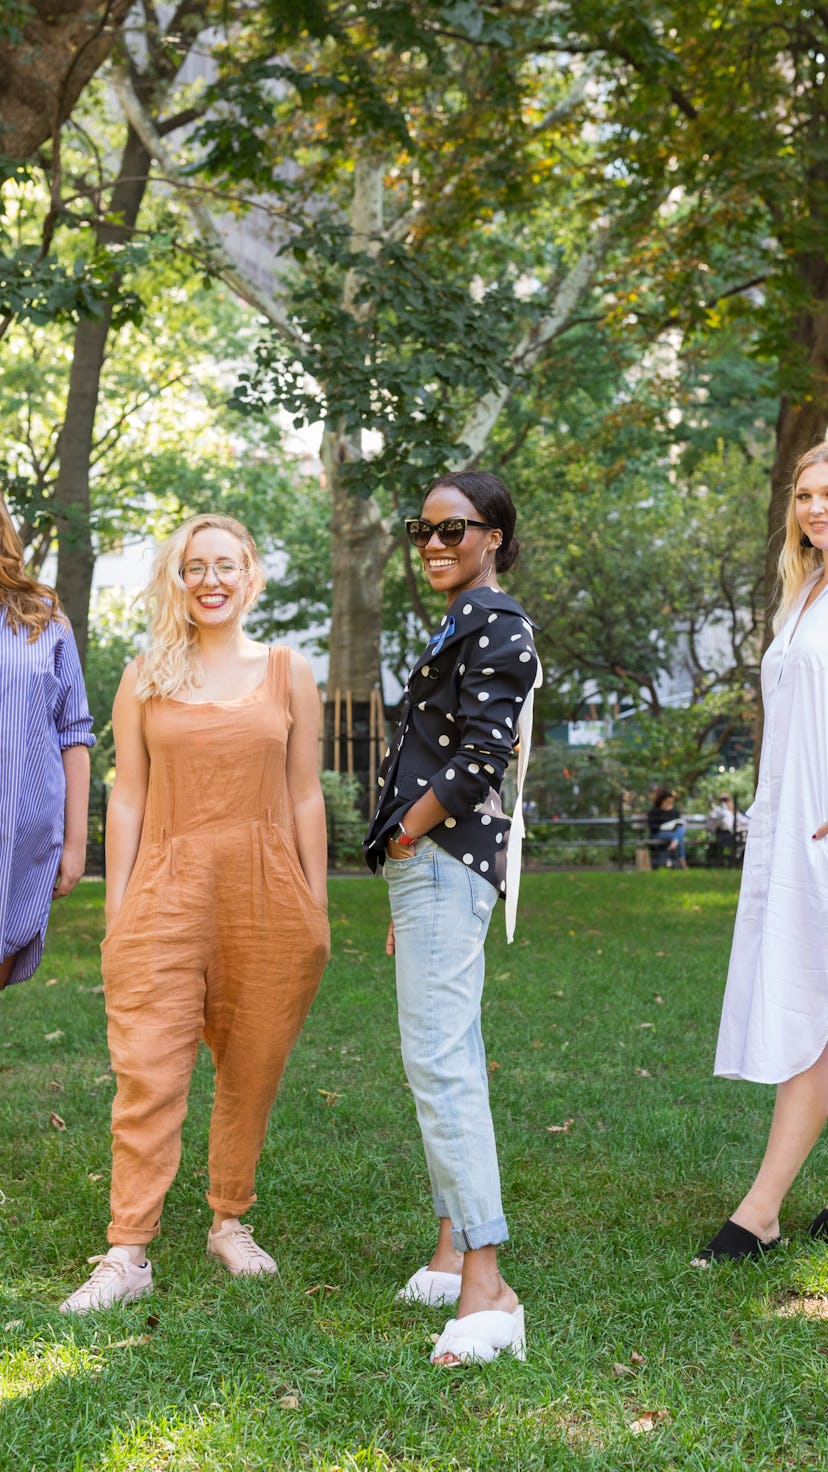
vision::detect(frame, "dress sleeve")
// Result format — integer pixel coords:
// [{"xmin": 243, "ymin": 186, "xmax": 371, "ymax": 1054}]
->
[
  {"xmin": 53, "ymin": 625, "xmax": 96, "ymax": 749},
  {"xmin": 430, "ymin": 614, "xmax": 538, "ymax": 815}
]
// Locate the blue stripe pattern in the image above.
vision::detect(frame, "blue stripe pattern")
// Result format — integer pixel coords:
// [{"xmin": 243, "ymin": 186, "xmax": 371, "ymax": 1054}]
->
[{"xmin": 0, "ymin": 608, "xmax": 95, "ymax": 985}]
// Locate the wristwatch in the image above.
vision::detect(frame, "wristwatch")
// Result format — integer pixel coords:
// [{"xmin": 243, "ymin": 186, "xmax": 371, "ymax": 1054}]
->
[{"xmin": 391, "ymin": 820, "xmax": 417, "ymax": 848}]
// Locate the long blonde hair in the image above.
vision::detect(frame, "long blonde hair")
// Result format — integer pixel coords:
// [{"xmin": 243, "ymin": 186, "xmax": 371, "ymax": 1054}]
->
[
  {"xmin": 135, "ymin": 514, "xmax": 266, "ymax": 701},
  {"xmin": 774, "ymin": 441, "xmax": 828, "ymax": 631},
  {"xmin": 0, "ymin": 495, "xmax": 64, "ymax": 640}
]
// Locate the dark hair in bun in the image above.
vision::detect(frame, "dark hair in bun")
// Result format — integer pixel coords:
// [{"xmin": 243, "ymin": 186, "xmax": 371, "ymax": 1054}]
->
[{"xmin": 424, "ymin": 471, "xmax": 520, "ymax": 573}]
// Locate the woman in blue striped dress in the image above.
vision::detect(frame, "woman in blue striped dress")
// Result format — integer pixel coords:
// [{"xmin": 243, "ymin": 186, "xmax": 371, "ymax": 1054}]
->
[{"xmin": 0, "ymin": 497, "xmax": 95, "ymax": 989}]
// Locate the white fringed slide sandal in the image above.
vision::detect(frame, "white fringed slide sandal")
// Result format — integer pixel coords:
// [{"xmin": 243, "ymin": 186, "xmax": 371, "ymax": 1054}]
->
[{"xmin": 430, "ymin": 1304, "xmax": 526, "ymax": 1365}]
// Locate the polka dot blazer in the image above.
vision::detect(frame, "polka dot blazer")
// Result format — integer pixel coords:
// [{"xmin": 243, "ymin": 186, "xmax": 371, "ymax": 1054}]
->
[{"xmin": 363, "ymin": 587, "xmax": 539, "ymax": 895}]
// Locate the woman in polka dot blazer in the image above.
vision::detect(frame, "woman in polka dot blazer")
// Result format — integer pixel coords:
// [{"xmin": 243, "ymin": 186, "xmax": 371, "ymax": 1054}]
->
[{"xmin": 364, "ymin": 471, "xmax": 540, "ymax": 1365}]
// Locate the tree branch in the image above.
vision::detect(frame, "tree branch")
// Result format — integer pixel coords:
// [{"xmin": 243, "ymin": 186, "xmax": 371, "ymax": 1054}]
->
[
  {"xmin": 113, "ymin": 69, "xmax": 306, "ymax": 347},
  {"xmin": 452, "ymin": 221, "xmax": 614, "ymax": 465}
]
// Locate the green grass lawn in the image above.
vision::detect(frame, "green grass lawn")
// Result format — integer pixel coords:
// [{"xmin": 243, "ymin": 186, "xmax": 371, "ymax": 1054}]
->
[{"xmin": 1, "ymin": 871, "xmax": 827, "ymax": 1471}]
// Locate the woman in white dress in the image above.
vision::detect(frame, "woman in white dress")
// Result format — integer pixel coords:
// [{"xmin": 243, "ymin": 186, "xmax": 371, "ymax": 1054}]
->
[{"xmin": 695, "ymin": 440, "xmax": 828, "ymax": 1263}]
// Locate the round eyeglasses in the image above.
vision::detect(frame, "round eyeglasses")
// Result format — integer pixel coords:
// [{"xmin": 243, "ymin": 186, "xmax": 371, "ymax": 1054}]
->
[
  {"xmin": 404, "ymin": 516, "xmax": 494, "ymax": 548},
  {"xmin": 180, "ymin": 559, "xmax": 243, "ymax": 588}
]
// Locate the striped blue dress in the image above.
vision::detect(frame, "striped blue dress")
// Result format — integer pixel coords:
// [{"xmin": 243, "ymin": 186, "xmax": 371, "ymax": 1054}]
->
[{"xmin": 0, "ymin": 607, "xmax": 95, "ymax": 985}]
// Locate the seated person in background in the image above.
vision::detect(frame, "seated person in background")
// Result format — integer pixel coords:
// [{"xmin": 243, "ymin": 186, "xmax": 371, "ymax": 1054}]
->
[
  {"xmin": 647, "ymin": 787, "xmax": 688, "ymax": 869},
  {"xmin": 706, "ymin": 794, "xmax": 748, "ymax": 865}
]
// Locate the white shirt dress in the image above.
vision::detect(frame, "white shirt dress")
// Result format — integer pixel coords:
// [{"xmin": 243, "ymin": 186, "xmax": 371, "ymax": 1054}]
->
[{"xmin": 715, "ymin": 576, "xmax": 828, "ymax": 1083}]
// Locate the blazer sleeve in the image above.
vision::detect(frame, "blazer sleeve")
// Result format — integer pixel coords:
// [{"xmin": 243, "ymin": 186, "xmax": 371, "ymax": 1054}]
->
[{"xmin": 430, "ymin": 614, "xmax": 538, "ymax": 815}]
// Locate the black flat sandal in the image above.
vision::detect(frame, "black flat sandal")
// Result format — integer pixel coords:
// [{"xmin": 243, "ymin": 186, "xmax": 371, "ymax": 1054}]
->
[
  {"xmin": 808, "ymin": 1209, "xmax": 828, "ymax": 1241},
  {"xmin": 692, "ymin": 1218, "xmax": 781, "ymax": 1266}
]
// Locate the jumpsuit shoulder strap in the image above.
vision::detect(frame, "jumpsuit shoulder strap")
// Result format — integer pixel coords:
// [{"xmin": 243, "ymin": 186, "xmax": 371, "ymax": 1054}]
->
[{"xmin": 266, "ymin": 645, "xmax": 293, "ymax": 710}]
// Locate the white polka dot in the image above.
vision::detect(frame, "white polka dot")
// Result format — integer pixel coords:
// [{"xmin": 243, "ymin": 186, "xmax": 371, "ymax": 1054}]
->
[
  {"xmin": 477, "ymin": 691, "xmax": 490, "ymax": 702},
  {"xmin": 488, "ymin": 613, "xmax": 498, "ymax": 623},
  {"xmin": 492, "ymin": 728, "xmax": 502, "ymax": 738},
  {"xmin": 440, "ymin": 615, "xmax": 447, "ymax": 625},
  {"xmin": 480, "ymin": 861, "xmax": 489, "ymax": 872},
  {"xmin": 462, "ymin": 853, "xmax": 474, "ymax": 865},
  {"xmin": 484, "ymin": 764, "xmax": 495, "ymax": 774},
  {"xmin": 417, "ymin": 778, "xmax": 428, "ymax": 787},
  {"xmin": 468, "ymin": 763, "xmax": 480, "ymax": 773},
  {"xmin": 418, "ymin": 701, "xmax": 426, "ymax": 710},
  {"xmin": 444, "ymin": 817, "xmax": 457, "ymax": 828},
  {"xmin": 462, "ymin": 602, "xmax": 473, "ymax": 615},
  {"xmin": 445, "ymin": 768, "xmax": 456, "ymax": 780},
  {"xmin": 394, "ymin": 786, "xmax": 399, "ymax": 796},
  {"xmin": 500, "ymin": 880, "xmax": 506, "ymax": 892},
  {"xmin": 482, "ymin": 667, "xmax": 495, "ymax": 675},
  {"xmin": 458, "ymin": 664, "xmax": 465, "ymax": 675},
  {"xmin": 478, "ymin": 635, "xmax": 490, "ymax": 648},
  {"xmin": 438, "ymin": 735, "xmax": 451, "ymax": 747},
  {"xmin": 510, "ymin": 633, "xmax": 522, "ymax": 641},
  {"xmin": 516, "ymin": 696, "xmax": 523, "ymax": 704},
  {"xmin": 378, "ymin": 776, "xmax": 385, "ymax": 787},
  {"xmin": 519, "ymin": 651, "xmax": 532, "ymax": 662},
  {"xmin": 421, "ymin": 664, "xmax": 430, "ymax": 677},
  {"xmin": 481, "ymin": 814, "xmax": 492, "ymax": 825},
  {"xmin": 505, "ymin": 717, "xmax": 513, "ymax": 729},
  {"xmin": 496, "ymin": 832, "xmax": 503, "ymax": 843},
  {"xmin": 384, "ymin": 748, "xmax": 390, "ymax": 758},
  {"xmin": 446, "ymin": 713, "xmax": 455, "ymax": 723}
]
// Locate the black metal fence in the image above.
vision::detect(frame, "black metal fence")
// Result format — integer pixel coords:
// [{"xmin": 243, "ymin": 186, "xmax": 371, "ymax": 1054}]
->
[{"xmin": 86, "ymin": 786, "xmax": 742, "ymax": 876}]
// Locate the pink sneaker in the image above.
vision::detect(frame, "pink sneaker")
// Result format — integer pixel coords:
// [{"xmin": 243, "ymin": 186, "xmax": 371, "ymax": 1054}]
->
[
  {"xmin": 59, "ymin": 1247, "xmax": 152, "ymax": 1313},
  {"xmin": 207, "ymin": 1222, "xmax": 278, "ymax": 1276}
]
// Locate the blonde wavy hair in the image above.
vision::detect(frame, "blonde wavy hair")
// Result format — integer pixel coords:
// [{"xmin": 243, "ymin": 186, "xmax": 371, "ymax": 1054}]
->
[
  {"xmin": 0, "ymin": 495, "xmax": 64, "ymax": 640},
  {"xmin": 135, "ymin": 514, "xmax": 266, "ymax": 701},
  {"xmin": 774, "ymin": 440, "xmax": 828, "ymax": 632}
]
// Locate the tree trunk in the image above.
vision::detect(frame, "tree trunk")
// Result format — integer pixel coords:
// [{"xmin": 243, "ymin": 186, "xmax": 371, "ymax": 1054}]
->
[
  {"xmin": 53, "ymin": 121, "xmax": 152, "ymax": 660},
  {"xmin": 322, "ymin": 425, "xmax": 395, "ymax": 781},
  {"xmin": 0, "ymin": 0, "xmax": 131, "ymax": 163},
  {"xmin": 323, "ymin": 154, "xmax": 395, "ymax": 774},
  {"xmin": 52, "ymin": 0, "xmax": 210, "ymax": 659},
  {"xmin": 753, "ymin": 264, "xmax": 828, "ymax": 768}
]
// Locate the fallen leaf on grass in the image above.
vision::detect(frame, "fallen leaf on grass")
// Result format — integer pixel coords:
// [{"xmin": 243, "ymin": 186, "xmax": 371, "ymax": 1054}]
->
[
  {"xmin": 49, "ymin": 1112, "xmax": 67, "ymax": 1131},
  {"xmin": 304, "ymin": 1283, "xmax": 340, "ymax": 1296},
  {"xmin": 277, "ymin": 1393, "xmax": 300, "ymax": 1409},
  {"xmin": 87, "ymin": 1173, "xmax": 103, "ymax": 1182},
  {"xmin": 775, "ymin": 1295, "xmax": 828, "ymax": 1319},
  {"xmin": 546, "ymin": 1118, "xmax": 574, "ymax": 1134},
  {"xmin": 93, "ymin": 1073, "xmax": 114, "ymax": 1086},
  {"xmin": 488, "ymin": 1060, "xmax": 500, "ymax": 1073},
  {"xmin": 612, "ymin": 1350, "xmax": 647, "ymax": 1376},
  {"xmin": 4, "ymin": 1320, "xmax": 23, "ymax": 1332},
  {"xmin": 318, "ymin": 1089, "xmax": 340, "ymax": 1105},
  {"xmin": 654, "ymin": 994, "xmax": 664, "ymax": 1004},
  {"xmin": 637, "ymin": 1022, "xmax": 655, "ymax": 1029},
  {"xmin": 48, "ymin": 1080, "xmax": 63, "ymax": 1091},
  {"xmin": 635, "ymin": 1068, "xmax": 651, "ymax": 1077},
  {"xmin": 629, "ymin": 1409, "xmax": 670, "ymax": 1435},
  {"xmin": 44, "ymin": 1030, "xmax": 63, "ymax": 1042},
  {"xmin": 44, "ymin": 977, "xmax": 59, "ymax": 987}
]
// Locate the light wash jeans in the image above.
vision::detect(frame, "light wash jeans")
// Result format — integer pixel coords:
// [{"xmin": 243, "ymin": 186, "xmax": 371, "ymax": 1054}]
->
[{"xmin": 384, "ymin": 835, "xmax": 508, "ymax": 1252}]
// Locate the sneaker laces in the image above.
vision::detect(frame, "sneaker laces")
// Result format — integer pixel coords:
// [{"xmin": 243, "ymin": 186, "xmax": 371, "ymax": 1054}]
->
[
  {"xmin": 82, "ymin": 1252, "xmax": 130, "ymax": 1286},
  {"xmin": 215, "ymin": 1223, "xmax": 265, "ymax": 1263}
]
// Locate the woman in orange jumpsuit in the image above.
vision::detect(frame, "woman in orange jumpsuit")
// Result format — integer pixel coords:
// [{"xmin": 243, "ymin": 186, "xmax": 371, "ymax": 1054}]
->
[{"xmin": 61, "ymin": 514, "xmax": 329, "ymax": 1312}]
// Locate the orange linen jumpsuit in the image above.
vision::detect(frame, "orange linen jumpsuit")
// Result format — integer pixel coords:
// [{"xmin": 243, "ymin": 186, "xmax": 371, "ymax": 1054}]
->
[{"xmin": 101, "ymin": 647, "xmax": 329, "ymax": 1245}]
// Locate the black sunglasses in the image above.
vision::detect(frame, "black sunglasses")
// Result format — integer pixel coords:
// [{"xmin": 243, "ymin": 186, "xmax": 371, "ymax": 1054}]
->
[{"xmin": 404, "ymin": 516, "xmax": 494, "ymax": 548}]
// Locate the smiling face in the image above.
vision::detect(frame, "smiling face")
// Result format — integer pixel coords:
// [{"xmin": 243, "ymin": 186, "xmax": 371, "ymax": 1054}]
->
[
  {"xmin": 794, "ymin": 461, "xmax": 828, "ymax": 556},
  {"xmin": 181, "ymin": 526, "xmax": 251, "ymax": 632},
  {"xmin": 417, "ymin": 484, "xmax": 502, "ymax": 601}
]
